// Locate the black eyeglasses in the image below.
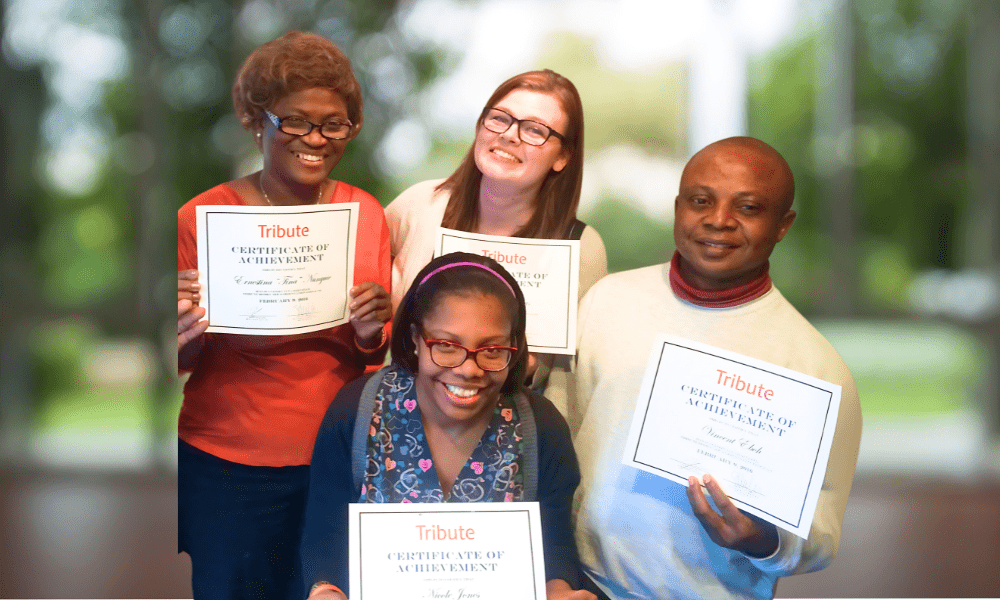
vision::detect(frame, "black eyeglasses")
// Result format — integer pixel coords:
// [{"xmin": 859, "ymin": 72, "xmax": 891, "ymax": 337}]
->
[
  {"xmin": 482, "ymin": 107, "xmax": 565, "ymax": 146},
  {"xmin": 421, "ymin": 336, "xmax": 517, "ymax": 372},
  {"xmin": 263, "ymin": 109, "xmax": 353, "ymax": 140}
]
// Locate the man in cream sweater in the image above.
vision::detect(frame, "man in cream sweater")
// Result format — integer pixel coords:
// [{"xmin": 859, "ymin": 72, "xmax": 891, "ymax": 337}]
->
[{"xmin": 566, "ymin": 137, "xmax": 862, "ymax": 600}]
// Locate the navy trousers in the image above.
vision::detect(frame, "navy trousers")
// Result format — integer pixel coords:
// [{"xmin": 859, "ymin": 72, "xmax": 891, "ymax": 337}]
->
[{"xmin": 178, "ymin": 439, "xmax": 309, "ymax": 600}]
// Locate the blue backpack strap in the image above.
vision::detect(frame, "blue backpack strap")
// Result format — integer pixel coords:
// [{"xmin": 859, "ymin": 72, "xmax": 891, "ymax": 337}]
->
[
  {"xmin": 513, "ymin": 389, "xmax": 538, "ymax": 501},
  {"xmin": 352, "ymin": 366, "xmax": 390, "ymax": 494}
]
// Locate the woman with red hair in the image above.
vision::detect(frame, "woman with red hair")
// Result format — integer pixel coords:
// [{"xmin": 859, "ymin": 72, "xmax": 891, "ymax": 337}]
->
[{"xmin": 387, "ymin": 70, "xmax": 607, "ymax": 400}]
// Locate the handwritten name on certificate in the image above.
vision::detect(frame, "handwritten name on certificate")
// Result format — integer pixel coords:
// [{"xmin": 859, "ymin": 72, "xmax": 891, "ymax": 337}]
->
[
  {"xmin": 435, "ymin": 227, "xmax": 580, "ymax": 354},
  {"xmin": 623, "ymin": 335, "xmax": 842, "ymax": 539},
  {"xmin": 196, "ymin": 203, "xmax": 358, "ymax": 335},
  {"xmin": 349, "ymin": 502, "xmax": 546, "ymax": 600}
]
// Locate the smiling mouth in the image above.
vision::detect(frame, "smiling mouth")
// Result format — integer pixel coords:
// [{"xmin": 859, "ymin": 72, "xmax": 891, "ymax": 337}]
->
[
  {"xmin": 699, "ymin": 240, "xmax": 737, "ymax": 249},
  {"xmin": 490, "ymin": 148, "xmax": 520, "ymax": 163},
  {"xmin": 444, "ymin": 383, "xmax": 482, "ymax": 405},
  {"xmin": 295, "ymin": 151, "xmax": 324, "ymax": 164}
]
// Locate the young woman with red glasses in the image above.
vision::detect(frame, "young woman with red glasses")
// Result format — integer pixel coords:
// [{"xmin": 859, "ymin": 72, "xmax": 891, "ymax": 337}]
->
[{"xmin": 300, "ymin": 252, "xmax": 595, "ymax": 600}]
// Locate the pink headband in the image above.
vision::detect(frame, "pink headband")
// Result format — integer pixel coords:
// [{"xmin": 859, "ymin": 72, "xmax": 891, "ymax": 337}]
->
[{"xmin": 417, "ymin": 262, "xmax": 516, "ymax": 297}]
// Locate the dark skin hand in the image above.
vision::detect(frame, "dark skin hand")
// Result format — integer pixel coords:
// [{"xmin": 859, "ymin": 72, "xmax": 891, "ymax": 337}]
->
[
  {"xmin": 178, "ymin": 269, "xmax": 200, "ymax": 303},
  {"xmin": 176, "ymin": 271, "xmax": 390, "ymax": 352},
  {"xmin": 686, "ymin": 474, "xmax": 779, "ymax": 558},
  {"xmin": 178, "ymin": 299, "xmax": 208, "ymax": 352},
  {"xmin": 349, "ymin": 281, "xmax": 391, "ymax": 348},
  {"xmin": 546, "ymin": 579, "xmax": 597, "ymax": 600},
  {"xmin": 177, "ymin": 270, "xmax": 207, "ymax": 364}
]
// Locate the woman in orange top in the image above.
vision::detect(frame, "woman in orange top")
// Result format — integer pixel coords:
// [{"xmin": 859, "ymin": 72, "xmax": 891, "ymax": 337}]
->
[{"xmin": 176, "ymin": 31, "xmax": 391, "ymax": 599}]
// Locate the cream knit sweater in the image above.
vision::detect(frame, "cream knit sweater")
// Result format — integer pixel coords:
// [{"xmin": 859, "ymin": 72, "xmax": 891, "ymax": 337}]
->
[{"xmin": 561, "ymin": 262, "xmax": 862, "ymax": 600}]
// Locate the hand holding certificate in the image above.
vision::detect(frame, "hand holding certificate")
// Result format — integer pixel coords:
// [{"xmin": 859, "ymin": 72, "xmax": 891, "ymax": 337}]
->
[
  {"xmin": 623, "ymin": 335, "xmax": 842, "ymax": 539},
  {"xmin": 685, "ymin": 473, "xmax": 781, "ymax": 558},
  {"xmin": 196, "ymin": 203, "xmax": 359, "ymax": 335}
]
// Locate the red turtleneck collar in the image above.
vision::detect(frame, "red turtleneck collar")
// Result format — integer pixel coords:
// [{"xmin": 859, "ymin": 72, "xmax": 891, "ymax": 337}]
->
[{"xmin": 668, "ymin": 251, "xmax": 772, "ymax": 308}]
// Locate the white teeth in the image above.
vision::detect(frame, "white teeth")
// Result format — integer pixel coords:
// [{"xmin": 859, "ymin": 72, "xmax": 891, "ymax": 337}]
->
[
  {"xmin": 491, "ymin": 149, "xmax": 519, "ymax": 162},
  {"xmin": 296, "ymin": 152, "xmax": 323, "ymax": 162},
  {"xmin": 445, "ymin": 384, "xmax": 478, "ymax": 398}
]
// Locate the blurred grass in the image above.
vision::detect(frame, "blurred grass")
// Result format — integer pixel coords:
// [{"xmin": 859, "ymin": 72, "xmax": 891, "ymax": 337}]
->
[
  {"xmin": 856, "ymin": 378, "xmax": 968, "ymax": 415},
  {"xmin": 815, "ymin": 320, "xmax": 983, "ymax": 417},
  {"xmin": 34, "ymin": 385, "xmax": 184, "ymax": 434}
]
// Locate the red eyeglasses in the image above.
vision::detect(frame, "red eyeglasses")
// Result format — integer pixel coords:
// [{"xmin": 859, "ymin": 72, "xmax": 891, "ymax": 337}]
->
[{"xmin": 420, "ymin": 336, "xmax": 517, "ymax": 372}]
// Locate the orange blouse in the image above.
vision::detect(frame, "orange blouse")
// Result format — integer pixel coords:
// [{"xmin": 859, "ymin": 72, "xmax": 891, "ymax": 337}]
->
[{"xmin": 177, "ymin": 182, "xmax": 391, "ymax": 466}]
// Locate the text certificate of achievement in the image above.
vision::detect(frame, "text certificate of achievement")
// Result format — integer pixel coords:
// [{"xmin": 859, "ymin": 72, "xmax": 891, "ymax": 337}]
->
[
  {"xmin": 349, "ymin": 502, "xmax": 547, "ymax": 600},
  {"xmin": 623, "ymin": 335, "xmax": 842, "ymax": 539},
  {"xmin": 196, "ymin": 203, "xmax": 358, "ymax": 335},
  {"xmin": 434, "ymin": 227, "xmax": 580, "ymax": 354}
]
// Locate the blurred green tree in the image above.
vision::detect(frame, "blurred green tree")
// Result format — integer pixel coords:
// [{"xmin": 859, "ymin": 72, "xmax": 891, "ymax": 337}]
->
[
  {"xmin": 1, "ymin": 0, "xmax": 443, "ymax": 461},
  {"xmin": 747, "ymin": 0, "xmax": 969, "ymax": 316}
]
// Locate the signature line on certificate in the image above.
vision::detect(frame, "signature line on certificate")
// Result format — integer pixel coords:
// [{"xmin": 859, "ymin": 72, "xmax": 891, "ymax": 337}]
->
[
  {"xmin": 724, "ymin": 476, "xmax": 763, "ymax": 499},
  {"xmin": 673, "ymin": 460, "xmax": 701, "ymax": 471},
  {"xmin": 241, "ymin": 307, "xmax": 272, "ymax": 321}
]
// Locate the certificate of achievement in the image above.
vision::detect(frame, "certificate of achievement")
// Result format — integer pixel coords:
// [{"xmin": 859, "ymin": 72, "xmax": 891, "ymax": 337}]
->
[
  {"xmin": 623, "ymin": 335, "xmax": 842, "ymax": 538},
  {"xmin": 196, "ymin": 203, "xmax": 358, "ymax": 335},
  {"xmin": 349, "ymin": 502, "xmax": 546, "ymax": 600},
  {"xmin": 435, "ymin": 227, "xmax": 580, "ymax": 354}
]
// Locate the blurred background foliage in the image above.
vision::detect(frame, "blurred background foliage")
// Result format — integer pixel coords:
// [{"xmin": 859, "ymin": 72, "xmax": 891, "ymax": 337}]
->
[
  {"xmin": 748, "ymin": 0, "xmax": 970, "ymax": 313},
  {"xmin": 4, "ymin": 3, "xmax": 999, "ymax": 597},
  {"xmin": 0, "ymin": 0, "xmax": 996, "ymax": 471}
]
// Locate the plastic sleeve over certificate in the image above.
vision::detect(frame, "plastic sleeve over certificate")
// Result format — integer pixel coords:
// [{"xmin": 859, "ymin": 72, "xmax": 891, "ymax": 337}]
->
[
  {"xmin": 434, "ymin": 227, "xmax": 580, "ymax": 354},
  {"xmin": 196, "ymin": 203, "xmax": 359, "ymax": 335},
  {"xmin": 623, "ymin": 335, "xmax": 842, "ymax": 539}
]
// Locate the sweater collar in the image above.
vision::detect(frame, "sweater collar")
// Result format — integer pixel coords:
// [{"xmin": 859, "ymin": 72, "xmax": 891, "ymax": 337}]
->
[{"xmin": 668, "ymin": 251, "xmax": 772, "ymax": 308}]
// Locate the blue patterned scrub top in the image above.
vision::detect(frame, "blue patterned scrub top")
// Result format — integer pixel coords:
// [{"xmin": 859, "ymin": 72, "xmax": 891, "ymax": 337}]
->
[{"xmin": 359, "ymin": 366, "xmax": 525, "ymax": 504}]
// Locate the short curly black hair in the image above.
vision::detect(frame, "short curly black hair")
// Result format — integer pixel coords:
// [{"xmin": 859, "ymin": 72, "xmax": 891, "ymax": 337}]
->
[
  {"xmin": 390, "ymin": 252, "xmax": 529, "ymax": 396},
  {"xmin": 232, "ymin": 30, "xmax": 363, "ymax": 137}
]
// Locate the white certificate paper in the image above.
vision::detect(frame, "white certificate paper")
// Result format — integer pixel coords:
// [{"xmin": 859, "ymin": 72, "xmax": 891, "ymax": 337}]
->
[
  {"xmin": 435, "ymin": 227, "xmax": 580, "ymax": 354},
  {"xmin": 623, "ymin": 335, "xmax": 842, "ymax": 539},
  {"xmin": 196, "ymin": 203, "xmax": 358, "ymax": 335},
  {"xmin": 349, "ymin": 502, "xmax": 546, "ymax": 600}
]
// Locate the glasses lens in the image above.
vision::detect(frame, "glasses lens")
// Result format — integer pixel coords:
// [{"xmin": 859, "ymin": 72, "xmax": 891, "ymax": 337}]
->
[
  {"xmin": 475, "ymin": 347, "xmax": 512, "ymax": 371},
  {"xmin": 518, "ymin": 121, "xmax": 550, "ymax": 146},
  {"xmin": 430, "ymin": 342, "xmax": 467, "ymax": 368},
  {"xmin": 320, "ymin": 122, "xmax": 351, "ymax": 140},
  {"xmin": 279, "ymin": 117, "xmax": 312, "ymax": 136},
  {"xmin": 483, "ymin": 109, "xmax": 513, "ymax": 133}
]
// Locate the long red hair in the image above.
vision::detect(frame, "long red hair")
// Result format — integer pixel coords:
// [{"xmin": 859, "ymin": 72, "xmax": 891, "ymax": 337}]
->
[{"xmin": 437, "ymin": 70, "xmax": 585, "ymax": 239}]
